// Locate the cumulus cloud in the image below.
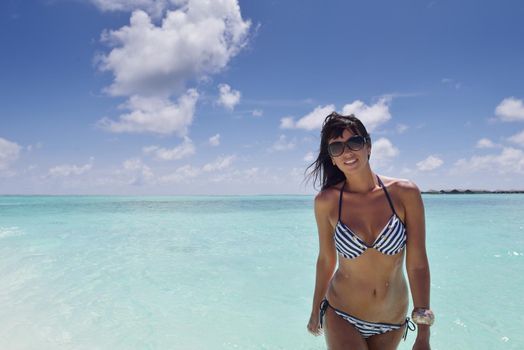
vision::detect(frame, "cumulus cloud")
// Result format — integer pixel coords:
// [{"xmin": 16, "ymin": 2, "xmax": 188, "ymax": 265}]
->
[
  {"xmin": 48, "ymin": 157, "xmax": 94, "ymax": 177},
  {"xmin": 97, "ymin": 90, "xmax": 199, "ymax": 136},
  {"xmin": 217, "ymin": 84, "xmax": 241, "ymax": 110},
  {"xmin": 209, "ymin": 133, "xmax": 220, "ymax": 146},
  {"xmin": 90, "ymin": 0, "xmax": 170, "ymax": 18},
  {"xmin": 252, "ymin": 109, "xmax": 263, "ymax": 117},
  {"xmin": 143, "ymin": 137, "xmax": 195, "ymax": 160},
  {"xmin": 95, "ymin": 1, "xmax": 251, "ymax": 137},
  {"xmin": 396, "ymin": 124, "xmax": 408, "ymax": 134},
  {"xmin": 0, "ymin": 137, "xmax": 21, "ymax": 170},
  {"xmin": 207, "ymin": 166, "xmax": 267, "ymax": 184},
  {"xmin": 453, "ymin": 147, "xmax": 524, "ymax": 174},
  {"xmin": 304, "ymin": 151, "xmax": 315, "ymax": 162},
  {"xmin": 244, "ymin": 167, "xmax": 259, "ymax": 177},
  {"xmin": 495, "ymin": 97, "xmax": 524, "ymax": 122},
  {"xmin": 370, "ymin": 137, "xmax": 399, "ymax": 167},
  {"xmin": 279, "ymin": 116, "xmax": 295, "ymax": 129},
  {"xmin": 280, "ymin": 105, "xmax": 335, "ymax": 130},
  {"xmin": 269, "ymin": 135, "xmax": 296, "ymax": 152},
  {"xmin": 341, "ymin": 97, "xmax": 391, "ymax": 132},
  {"xmin": 97, "ymin": 2, "xmax": 251, "ymax": 97},
  {"xmin": 122, "ymin": 158, "xmax": 154, "ymax": 185},
  {"xmin": 203, "ymin": 155, "xmax": 235, "ymax": 172},
  {"xmin": 508, "ymin": 130, "xmax": 524, "ymax": 146},
  {"xmin": 159, "ymin": 164, "xmax": 201, "ymax": 183},
  {"xmin": 476, "ymin": 138, "xmax": 498, "ymax": 149},
  {"xmin": 26, "ymin": 142, "xmax": 43, "ymax": 152},
  {"xmin": 281, "ymin": 98, "xmax": 392, "ymax": 132},
  {"xmin": 416, "ymin": 155, "xmax": 444, "ymax": 171}
]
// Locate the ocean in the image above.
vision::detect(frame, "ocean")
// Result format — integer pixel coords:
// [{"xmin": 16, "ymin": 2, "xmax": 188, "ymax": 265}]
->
[{"xmin": 1, "ymin": 194, "xmax": 523, "ymax": 349}]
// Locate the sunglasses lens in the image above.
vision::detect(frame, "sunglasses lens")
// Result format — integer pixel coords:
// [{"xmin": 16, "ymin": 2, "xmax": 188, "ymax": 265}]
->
[
  {"xmin": 328, "ymin": 142, "xmax": 344, "ymax": 156},
  {"xmin": 347, "ymin": 136, "xmax": 365, "ymax": 150},
  {"xmin": 329, "ymin": 136, "xmax": 366, "ymax": 156}
]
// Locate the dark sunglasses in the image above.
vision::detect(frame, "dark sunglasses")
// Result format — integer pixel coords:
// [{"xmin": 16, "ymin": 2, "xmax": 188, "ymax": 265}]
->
[{"xmin": 328, "ymin": 135, "xmax": 368, "ymax": 157}]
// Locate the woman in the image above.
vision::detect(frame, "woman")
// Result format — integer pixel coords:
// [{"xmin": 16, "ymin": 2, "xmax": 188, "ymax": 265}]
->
[{"xmin": 306, "ymin": 112, "xmax": 433, "ymax": 350}]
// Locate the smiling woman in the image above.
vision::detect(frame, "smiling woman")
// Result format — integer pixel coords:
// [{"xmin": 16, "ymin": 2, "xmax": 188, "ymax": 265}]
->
[{"xmin": 305, "ymin": 112, "xmax": 433, "ymax": 350}]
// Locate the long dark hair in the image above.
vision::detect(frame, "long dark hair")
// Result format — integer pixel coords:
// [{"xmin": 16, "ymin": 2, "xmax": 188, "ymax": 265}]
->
[{"xmin": 305, "ymin": 112, "xmax": 371, "ymax": 191}]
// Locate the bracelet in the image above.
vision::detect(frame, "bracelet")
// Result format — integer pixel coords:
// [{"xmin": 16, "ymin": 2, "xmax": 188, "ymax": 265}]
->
[{"xmin": 411, "ymin": 307, "xmax": 435, "ymax": 326}]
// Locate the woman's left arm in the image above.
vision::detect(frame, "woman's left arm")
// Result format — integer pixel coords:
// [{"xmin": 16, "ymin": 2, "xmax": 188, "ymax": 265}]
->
[{"xmin": 401, "ymin": 181, "xmax": 431, "ymax": 348}]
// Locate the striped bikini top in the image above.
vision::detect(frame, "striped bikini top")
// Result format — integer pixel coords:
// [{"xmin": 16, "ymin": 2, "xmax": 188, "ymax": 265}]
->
[{"xmin": 334, "ymin": 176, "xmax": 407, "ymax": 259}]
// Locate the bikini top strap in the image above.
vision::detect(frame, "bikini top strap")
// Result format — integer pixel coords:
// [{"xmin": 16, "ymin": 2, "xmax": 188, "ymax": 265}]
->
[
  {"xmin": 377, "ymin": 175, "xmax": 398, "ymax": 217},
  {"xmin": 338, "ymin": 182, "xmax": 345, "ymax": 221}
]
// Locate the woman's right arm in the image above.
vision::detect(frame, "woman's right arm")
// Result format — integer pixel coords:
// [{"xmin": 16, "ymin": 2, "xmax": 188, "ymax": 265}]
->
[{"xmin": 307, "ymin": 191, "xmax": 338, "ymax": 336}]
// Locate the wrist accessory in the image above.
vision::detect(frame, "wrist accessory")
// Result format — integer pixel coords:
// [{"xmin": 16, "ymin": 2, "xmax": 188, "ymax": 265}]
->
[{"xmin": 411, "ymin": 307, "xmax": 435, "ymax": 326}]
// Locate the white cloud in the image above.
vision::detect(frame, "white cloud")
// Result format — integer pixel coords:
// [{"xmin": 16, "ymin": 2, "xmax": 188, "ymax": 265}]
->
[
  {"xmin": 341, "ymin": 97, "xmax": 391, "ymax": 132},
  {"xmin": 26, "ymin": 142, "xmax": 43, "ymax": 152},
  {"xmin": 217, "ymin": 84, "xmax": 241, "ymax": 110},
  {"xmin": 396, "ymin": 123, "xmax": 408, "ymax": 134},
  {"xmin": 48, "ymin": 158, "xmax": 94, "ymax": 177},
  {"xmin": 95, "ymin": 1, "xmax": 250, "ymax": 138},
  {"xmin": 143, "ymin": 137, "xmax": 195, "ymax": 160},
  {"xmin": 124, "ymin": 158, "xmax": 145, "ymax": 170},
  {"xmin": 476, "ymin": 138, "xmax": 497, "ymax": 149},
  {"xmin": 370, "ymin": 137, "xmax": 399, "ymax": 167},
  {"xmin": 122, "ymin": 158, "xmax": 154, "ymax": 185},
  {"xmin": 416, "ymin": 155, "xmax": 444, "ymax": 171},
  {"xmin": 508, "ymin": 130, "xmax": 524, "ymax": 146},
  {"xmin": 270, "ymin": 135, "xmax": 296, "ymax": 152},
  {"xmin": 90, "ymin": 0, "xmax": 170, "ymax": 18},
  {"xmin": 495, "ymin": 97, "xmax": 524, "ymax": 122},
  {"xmin": 159, "ymin": 164, "xmax": 201, "ymax": 183},
  {"xmin": 279, "ymin": 116, "xmax": 295, "ymax": 129},
  {"xmin": 278, "ymin": 98, "xmax": 393, "ymax": 132},
  {"xmin": 0, "ymin": 137, "xmax": 21, "ymax": 170},
  {"xmin": 244, "ymin": 167, "xmax": 259, "ymax": 177},
  {"xmin": 441, "ymin": 78, "xmax": 461, "ymax": 89},
  {"xmin": 97, "ymin": 89, "xmax": 199, "ymax": 136},
  {"xmin": 252, "ymin": 109, "xmax": 263, "ymax": 117},
  {"xmin": 203, "ymin": 155, "xmax": 235, "ymax": 172},
  {"xmin": 209, "ymin": 134, "xmax": 220, "ymax": 146},
  {"xmin": 453, "ymin": 147, "xmax": 524, "ymax": 174},
  {"xmin": 97, "ymin": 2, "xmax": 251, "ymax": 97},
  {"xmin": 207, "ymin": 166, "xmax": 270, "ymax": 184},
  {"xmin": 304, "ymin": 151, "xmax": 315, "ymax": 162},
  {"xmin": 295, "ymin": 105, "xmax": 335, "ymax": 130},
  {"xmin": 280, "ymin": 105, "xmax": 335, "ymax": 130}
]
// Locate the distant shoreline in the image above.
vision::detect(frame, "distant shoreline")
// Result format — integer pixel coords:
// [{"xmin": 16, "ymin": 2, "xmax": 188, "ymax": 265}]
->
[{"xmin": 422, "ymin": 190, "xmax": 524, "ymax": 194}]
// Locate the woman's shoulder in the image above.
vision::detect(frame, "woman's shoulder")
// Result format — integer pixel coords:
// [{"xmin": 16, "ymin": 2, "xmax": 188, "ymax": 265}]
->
[
  {"xmin": 314, "ymin": 182, "xmax": 344, "ymax": 208},
  {"xmin": 379, "ymin": 175, "xmax": 421, "ymax": 198}
]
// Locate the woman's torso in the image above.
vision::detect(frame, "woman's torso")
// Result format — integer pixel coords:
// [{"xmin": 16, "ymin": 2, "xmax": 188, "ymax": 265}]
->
[{"xmin": 326, "ymin": 177, "xmax": 409, "ymax": 323}]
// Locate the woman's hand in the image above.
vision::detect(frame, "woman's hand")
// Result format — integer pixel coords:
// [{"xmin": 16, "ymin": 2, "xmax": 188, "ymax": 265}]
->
[
  {"xmin": 412, "ymin": 337, "xmax": 430, "ymax": 350},
  {"xmin": 307, "ymin": 312, "xmax": 323, "ymax": 336}
]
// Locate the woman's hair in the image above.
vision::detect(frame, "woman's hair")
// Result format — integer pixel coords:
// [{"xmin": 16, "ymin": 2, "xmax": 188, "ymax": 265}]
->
[{"xmin": 305, "ymin": 112, "xmax": 371, "ymax": 191}]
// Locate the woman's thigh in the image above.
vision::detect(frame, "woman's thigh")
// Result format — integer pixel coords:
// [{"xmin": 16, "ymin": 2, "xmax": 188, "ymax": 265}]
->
[
  {"xmin": 323, "ymin": 307, "xmax": 368, "ymax": 350},
  {"xmin": 366, "ymin": 323, "xmax": 406, "ymax": 350}
]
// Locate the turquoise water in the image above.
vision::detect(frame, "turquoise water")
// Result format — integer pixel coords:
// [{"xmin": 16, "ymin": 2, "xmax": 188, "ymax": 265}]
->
[{"xmin": 1, "ymin": 194, "xmax": 523, "ymax": 349}]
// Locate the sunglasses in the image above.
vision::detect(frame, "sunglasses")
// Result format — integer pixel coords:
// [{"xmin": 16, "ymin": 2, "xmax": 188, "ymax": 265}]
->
[{"xmin": 328, "ymin": 135, "xmax": 368, "ymax": 157}]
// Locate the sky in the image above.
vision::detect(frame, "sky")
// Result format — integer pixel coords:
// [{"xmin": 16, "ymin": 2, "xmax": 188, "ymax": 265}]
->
[{"xmin": 1, "ymin": 0, "xmax": 524, "ymax": 195}]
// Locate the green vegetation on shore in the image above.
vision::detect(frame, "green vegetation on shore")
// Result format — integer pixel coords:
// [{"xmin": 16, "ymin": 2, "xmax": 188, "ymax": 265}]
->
[{"xmin": 422, "ymin": 189, "xmax": 524, "ymax": 194}]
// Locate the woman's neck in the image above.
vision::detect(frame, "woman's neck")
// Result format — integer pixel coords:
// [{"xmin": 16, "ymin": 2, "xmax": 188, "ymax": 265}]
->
[{"xmin": 344, "ymin": 167, "xmax": 377, "ymax": 194}]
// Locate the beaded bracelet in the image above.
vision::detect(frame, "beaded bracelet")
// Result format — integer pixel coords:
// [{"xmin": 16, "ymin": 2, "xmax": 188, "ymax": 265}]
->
[{"xmin": 411, "ymin": 308, "xmax": 435, "ymax": 326}]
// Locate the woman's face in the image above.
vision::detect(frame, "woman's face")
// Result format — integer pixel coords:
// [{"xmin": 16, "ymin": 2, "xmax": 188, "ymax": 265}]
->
[{"xmin": 328, "ymin": 129, "xmax": 371, "ymax": 173}]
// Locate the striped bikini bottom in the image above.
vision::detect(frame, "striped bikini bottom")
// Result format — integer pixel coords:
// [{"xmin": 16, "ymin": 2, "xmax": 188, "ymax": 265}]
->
[{"xmin": 319, "ymin": 299, "xmax": 416, "ymax": 340}]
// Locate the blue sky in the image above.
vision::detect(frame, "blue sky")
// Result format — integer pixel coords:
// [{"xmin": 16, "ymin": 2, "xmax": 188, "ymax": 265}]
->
[{"xmin": 1, "ymin": 0, "xmax": 524, "ymax": 194}]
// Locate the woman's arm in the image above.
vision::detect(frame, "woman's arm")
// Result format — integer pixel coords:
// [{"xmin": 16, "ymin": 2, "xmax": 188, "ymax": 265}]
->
[
  {"xmin": 307, "ymin": 191, "xmax": 338, "ymax": 335},
  {"xmin": 402, "ymin": 181, "xmax": 431, "ymax": 345}
]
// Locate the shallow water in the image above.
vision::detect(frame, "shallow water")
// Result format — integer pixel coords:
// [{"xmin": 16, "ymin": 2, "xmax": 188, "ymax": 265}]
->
[{"xmin": 0, "ymin": 194, "xmax": 523, "ymax": 349}]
